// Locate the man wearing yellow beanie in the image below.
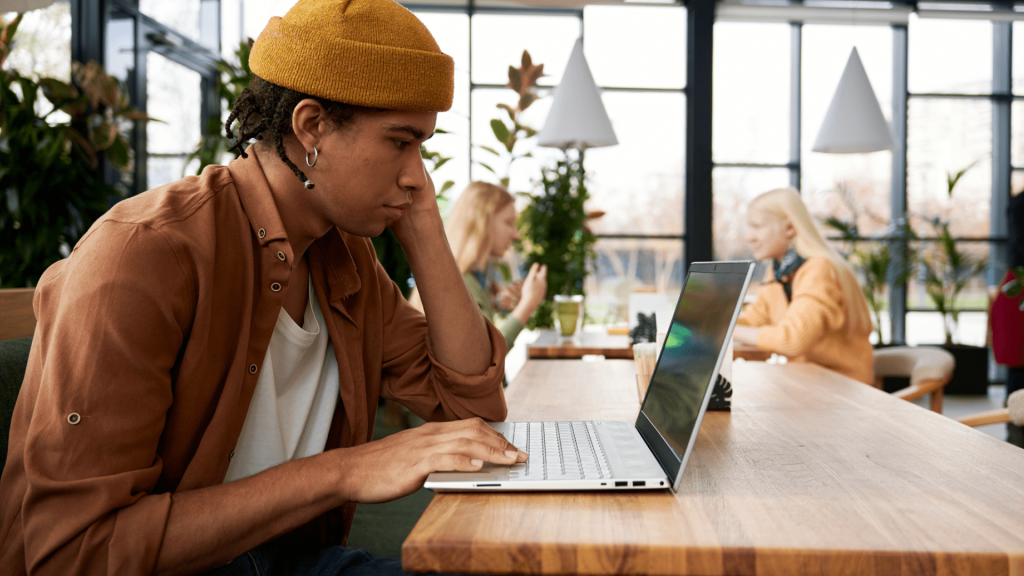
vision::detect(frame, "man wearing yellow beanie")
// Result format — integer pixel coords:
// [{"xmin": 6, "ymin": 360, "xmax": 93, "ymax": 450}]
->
[{"xmin": 0, "ymin": 1, "xmax": 524, "ymax": 574}]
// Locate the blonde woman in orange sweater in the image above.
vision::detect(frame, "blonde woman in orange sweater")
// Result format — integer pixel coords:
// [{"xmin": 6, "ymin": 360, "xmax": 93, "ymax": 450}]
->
[{"xmin": 732, "ymin": 188, "xmax": 874, "ymax": 384}]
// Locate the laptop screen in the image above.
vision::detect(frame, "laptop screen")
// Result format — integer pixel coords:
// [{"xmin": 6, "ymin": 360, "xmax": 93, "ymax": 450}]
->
[{"xmin": 635, "ymin": 262, "xmax": 753, "ymax": 488}]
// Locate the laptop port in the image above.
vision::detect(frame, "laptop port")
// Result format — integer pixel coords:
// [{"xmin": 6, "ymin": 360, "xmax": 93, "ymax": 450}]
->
[
  {"xmin": 615, "ymin": 481, "xmax": 628, "ymax": 487},
  {"xmin": 633, "ymin": 481, "xmax": 646, "ymax": 487}
]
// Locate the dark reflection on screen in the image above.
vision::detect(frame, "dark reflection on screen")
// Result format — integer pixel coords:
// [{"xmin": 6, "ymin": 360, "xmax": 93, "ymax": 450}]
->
[{"xmin": 640, "ymin": 272, "xmax": 747, "ymax": 458}]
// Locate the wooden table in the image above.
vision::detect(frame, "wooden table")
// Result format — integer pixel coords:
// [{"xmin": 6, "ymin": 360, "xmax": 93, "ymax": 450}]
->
[
  {"xmin": 527, "ymin": 329, "xmax": 634, "ymax": 360},
  {"xmin": 403, "ymin": 359, "xmax": 1024, "ymax": 575}
]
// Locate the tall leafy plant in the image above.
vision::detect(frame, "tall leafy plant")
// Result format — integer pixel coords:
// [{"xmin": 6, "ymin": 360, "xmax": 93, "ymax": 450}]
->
[
  {"xmin": 921, "ymin": 161, "xmax": 988, "ymax": 345},
  {"xmin": 1, "ymin": 14, "xmax": 152, "ymax": 287},
  {"xmin": 822, "ymin": 214, "xmax": 916, "ymax": 345},
  {"xmin": 481, "ymin": 51, "xmax": 544, "ymax": 189},
  {"xmin": 1002, "ymin": 266, "xmax": 1024, "ymax": 311},
  {"xmin": 519, "ymin": 150, "xmax": 596, "ymax": 329}
]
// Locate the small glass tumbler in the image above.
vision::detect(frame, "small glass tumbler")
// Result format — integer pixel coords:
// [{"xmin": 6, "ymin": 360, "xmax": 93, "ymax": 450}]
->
[{"xmin": 553, "ymin": 294, "xmax": 584, "ymax": 338}]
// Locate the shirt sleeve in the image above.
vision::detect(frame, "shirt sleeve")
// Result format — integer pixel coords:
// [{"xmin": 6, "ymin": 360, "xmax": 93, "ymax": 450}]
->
[
  {"xmin": 375, "ymin": 260, "xmax": 508, "ymax": 423},
  {"xmin": 497, "ymin": 316, "xmax": 524, "ymax": 352},
  {"xmin": 17, "ymin": 221, "xmax": 194, "ymax": 576},
  {"xmin": 755, "ymin": 260, "xmax": 847, "ymax": 358},
  {"xmin": 737, "ymin": 289, "xmax": 771, "ymax": 327}
]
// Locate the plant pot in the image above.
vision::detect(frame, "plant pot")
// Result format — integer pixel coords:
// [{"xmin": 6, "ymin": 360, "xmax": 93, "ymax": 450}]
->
[{"xmin": 934, "ymin": 344, "xmax": 990, "ymax": 395}]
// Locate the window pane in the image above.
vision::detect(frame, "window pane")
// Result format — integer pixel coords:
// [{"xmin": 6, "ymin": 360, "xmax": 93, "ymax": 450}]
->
[
  {"xmin": 583, "ymin": 5, "xmax": 685, "ymax": 89},
  {"xmin": 908, "ymin": 15, "xmax": 991, "ymax": 94},
  {"xmin": 5, "ymin": 2, "xmax": 72, "ymax": 81},
  {"xmin": 470, "ymin": 14, "xmax": 578, "ymax": 87},
  {"xmin": 802, "ymin": 26, "xmax": 893, "ymax": 236},
  {"xmin": 586, "ymin": 238, "xmax": 685, "ymax": 324},
  {"xmin": 1015, "ymin": 22, "xmax": 1024, "ymax": 96},
  {"xmin": 1014, "ymin": 101, "xmax": 1024, "ymax": 169},
  {"xmin": 585, "ymin": 92, "xmax": 684, "ymax": 236},
  {"xmin": 469, "ymin": 89, "xmax": 561, "ymax": 195},
  {"xmin": 713, "ymin": 22, "xmax": 789, "ymax": 164},
  {"xmin": 712, "ymin": 167, "xmax": 792, "ymax": 261},
  {"xmin": 141, "ymin": 0, "xmax": 201, "ymax": 41},
  {"xmin": 907, "ymin": 98, "xmax": 991, "ymax": 239},
  {"xmin": 905, "ymin": 311, "xmax": 988, "ymax": 346},
  {"xmin": 415, "ymin": 12, "xmax": 471, "ymax": 204},
  {"xmin": 147, "ymin": 53, "xmax": 202, "ymax": 188}
]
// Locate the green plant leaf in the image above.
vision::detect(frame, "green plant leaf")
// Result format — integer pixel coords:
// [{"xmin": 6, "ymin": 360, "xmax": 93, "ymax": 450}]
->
[
  {"xmin": 490, "ymin": 119, "xmax": 510, "ymax": 144},
  {"xmin": 946, "ymin": 158, "xmax": 981, "ymax": 196},
  {"xmin": 105, "ymin": 136, "xmax": 130, "ymax": 169},
  {"xmin": 496, "ymin": 103, "xmax": 515, "ymax": 122},
  {"xmin": 478, "ymin": 162, "xmax": 496, "ymax": 174},
  {"xmin": 433, "ymin": 157, "xmax": 450, "ymax": 171},
  {"xmin": 507, "ymin": 66, "xmax": 522, "ymax": 93},
  {"xmin": 438, "ymin": 180, "xmax": 454, "ymax": 197},
  {"xmin": 477, "ymin": 145, "xmax": 500, "ymax": 156}
]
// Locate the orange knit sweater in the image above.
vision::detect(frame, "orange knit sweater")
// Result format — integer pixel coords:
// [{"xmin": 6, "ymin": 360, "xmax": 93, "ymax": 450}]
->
[{"xmin": 738, "ymin": 257, "xmax": 874, "ymax": 385}]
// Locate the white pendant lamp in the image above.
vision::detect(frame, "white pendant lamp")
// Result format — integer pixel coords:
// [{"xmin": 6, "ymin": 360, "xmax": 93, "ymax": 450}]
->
[
  {"xmin": 537, "ymin": 38, "xmax": 618, "ymax": 150},
  {"xmin": 0, "ymin": 0, "xmax": 53, "ymax": 12},
  {"xmin": 812, "ymin": 47, "xmax": 895, "ymax": 154}
]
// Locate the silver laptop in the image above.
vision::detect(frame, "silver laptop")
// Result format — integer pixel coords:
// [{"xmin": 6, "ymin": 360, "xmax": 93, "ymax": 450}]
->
[{"xmin": 424, "ymin": 261, "xmax": 755, "ymax": 493}]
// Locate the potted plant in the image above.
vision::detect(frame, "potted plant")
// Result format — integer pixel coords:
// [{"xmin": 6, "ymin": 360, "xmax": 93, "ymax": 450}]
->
[
  {"xmin": 1, "ymin": 14, "xmax": 153, "ymax": 288},
  {"xmin": 918, "ymin": 161, "xmax": 990, "ymax": 395}
]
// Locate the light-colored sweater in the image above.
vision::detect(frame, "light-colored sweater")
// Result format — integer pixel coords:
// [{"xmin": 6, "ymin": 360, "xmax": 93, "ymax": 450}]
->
[
  {"xmin": 738, "ymin": 257, "xmax": 874, "ymax": 385},
  {"xmin": 463, "ymin": 271, "xmax": 525, "ymax": 352}
]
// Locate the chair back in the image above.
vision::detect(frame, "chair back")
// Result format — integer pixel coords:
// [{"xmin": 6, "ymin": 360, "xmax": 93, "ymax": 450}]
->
[
  {"xmin": 873, "ymin": 346, "xmax": 955, "ymax": 413},
  {"xmin": 0, "ymin": 288, "xmax": 36, "ymax": 340},
  {"xmin": 0, "ymin": 337, "xmax": 31, "ymax": 477}
]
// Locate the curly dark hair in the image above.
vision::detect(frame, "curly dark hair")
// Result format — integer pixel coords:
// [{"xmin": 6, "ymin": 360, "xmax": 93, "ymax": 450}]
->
[{"xmin": 225, "ymin": 75, "xmax": 377, "ymax": 189}]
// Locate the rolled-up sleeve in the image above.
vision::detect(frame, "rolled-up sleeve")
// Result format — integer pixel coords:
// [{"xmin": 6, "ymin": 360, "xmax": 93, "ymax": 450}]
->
[
  {"xmin": 19, "ymin": 221, "xmax": 193, "ymax": 575},
  {"xmin": 375, "ymin": 261, "xmax": 507, "ymax": 423}
]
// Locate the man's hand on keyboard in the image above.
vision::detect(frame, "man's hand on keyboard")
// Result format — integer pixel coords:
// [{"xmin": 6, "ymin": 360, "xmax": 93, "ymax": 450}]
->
[{"xmin": 334, "ymin": 418, "xmax": 528, "ymax": 503}]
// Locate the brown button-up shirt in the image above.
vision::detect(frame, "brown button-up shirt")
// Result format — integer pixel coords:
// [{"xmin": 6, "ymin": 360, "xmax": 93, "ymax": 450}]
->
[{"xmin": 0, "ymin": 152, "xmax": 508, "ymax": 575}]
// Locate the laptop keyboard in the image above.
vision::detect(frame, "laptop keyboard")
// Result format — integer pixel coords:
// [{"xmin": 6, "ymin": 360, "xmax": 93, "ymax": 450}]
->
[{"xmin": 507, "ymin": 422, "xmax": 612, "ymax": 480}]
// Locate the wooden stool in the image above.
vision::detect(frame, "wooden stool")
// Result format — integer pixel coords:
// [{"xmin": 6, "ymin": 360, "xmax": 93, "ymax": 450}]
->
[
  {"xmin": 873, "ymin": 346, "xmax": 955, "ymax": 413},
  {"xmin": 957, "ymin": 389, "xmax": 1024, "ymax": 427}
]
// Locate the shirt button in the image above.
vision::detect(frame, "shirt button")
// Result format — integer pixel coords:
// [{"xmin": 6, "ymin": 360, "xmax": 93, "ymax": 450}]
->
[
  {"xmin": 229, "ymin": 450, "xmax": 235, "ymax": 461},
  {"xmin": 271, "ymin": 282, "xmax": 282, "ymax": 292},
  {"xmin": 67, "ymin": 413, "xmax": 81, "ymax": 425},
  {"xmin": 249, "ymin": 364, "xmax": 258, "ymax": 374},
  {"xmin": 277, "ymin": 251, "xmax": 286, "ymax": 261},
  {"xmin": 258, "ymin": 228, "xmax": 266, "ymax": 239}
]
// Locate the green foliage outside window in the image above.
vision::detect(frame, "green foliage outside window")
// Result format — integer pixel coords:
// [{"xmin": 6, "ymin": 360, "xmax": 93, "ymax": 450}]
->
[{"xmin": 0, "ymin": 14, "xmax": 153, "ymax": 288}]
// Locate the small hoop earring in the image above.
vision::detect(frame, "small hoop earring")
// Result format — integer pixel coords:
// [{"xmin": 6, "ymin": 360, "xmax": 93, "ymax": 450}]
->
[{"xmin": 305, "ymin": 146, "xmax": 318, "ymax": 168}]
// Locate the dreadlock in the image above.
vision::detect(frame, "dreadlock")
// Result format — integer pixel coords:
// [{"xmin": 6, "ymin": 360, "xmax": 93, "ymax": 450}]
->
[{"xmin": 225, "ymin": 75, "xmax": 375, "ymax": 188}]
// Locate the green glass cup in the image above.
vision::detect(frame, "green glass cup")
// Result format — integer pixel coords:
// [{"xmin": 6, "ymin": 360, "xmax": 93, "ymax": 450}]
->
[{"xmin": 554, "ymin": 295, "xmax": 584, "ymax": 337}]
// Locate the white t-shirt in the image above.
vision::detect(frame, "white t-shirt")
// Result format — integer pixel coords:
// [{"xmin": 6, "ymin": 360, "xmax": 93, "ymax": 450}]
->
[{"xmin": 224, "ymin": 275, "xmax": 340, "ymax": 483}]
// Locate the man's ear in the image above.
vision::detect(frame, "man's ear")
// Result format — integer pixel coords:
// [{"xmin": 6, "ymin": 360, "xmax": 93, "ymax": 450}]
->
[{"xmin": 291, "ymin": 98, "xmax": 325, "ymax": 152}]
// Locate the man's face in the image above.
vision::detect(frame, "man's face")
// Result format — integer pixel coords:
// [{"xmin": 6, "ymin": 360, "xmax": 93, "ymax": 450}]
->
[{"xmin": 311, "ymin": 109, "xmax": 437, "ymax": 237}]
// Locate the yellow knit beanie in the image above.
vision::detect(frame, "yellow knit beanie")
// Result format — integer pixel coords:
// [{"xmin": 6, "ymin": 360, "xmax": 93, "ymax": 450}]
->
[{"xmin": 249, "ymin": 0, "xmax": 454, "ymax": 112}]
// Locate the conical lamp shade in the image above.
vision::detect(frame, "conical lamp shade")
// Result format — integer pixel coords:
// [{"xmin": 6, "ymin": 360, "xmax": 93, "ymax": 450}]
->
[
  {"xmin": 537, "ymin": 39, "xmax": 618, "ymax": 150},
  {"xmin": 812, "ymin": 48, "xmax": 895, "ymax": 154}
]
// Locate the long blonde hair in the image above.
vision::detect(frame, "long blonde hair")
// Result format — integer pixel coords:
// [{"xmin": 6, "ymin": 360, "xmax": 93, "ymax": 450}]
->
[
  {"xmin": 446, "ymin": 181, "xmax": 515, "ymax": 274},
  {"xmin": 750, "ymin": 188, "xmax": 872, "ymax": 337}
]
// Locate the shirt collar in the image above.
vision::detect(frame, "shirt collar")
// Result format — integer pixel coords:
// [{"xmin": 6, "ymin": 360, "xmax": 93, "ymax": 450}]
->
[
  {"xmin": 228, "ymin": 148, "xmax": 361, "ymax": 302},
  {"xmin": 228, "ymin": 148, "xmax": 289, "ymax": 248}
]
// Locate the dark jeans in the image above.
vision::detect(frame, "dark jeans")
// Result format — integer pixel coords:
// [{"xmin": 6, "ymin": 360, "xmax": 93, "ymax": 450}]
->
[{"xmin": 203, "ymin": 539, "xmax": 418, "ymax": 576}]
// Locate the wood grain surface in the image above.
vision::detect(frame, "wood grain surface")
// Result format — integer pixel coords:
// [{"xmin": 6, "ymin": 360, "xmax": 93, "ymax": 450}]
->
[
  {"xmin": 527, "ymin": 330, "xmax": 634, "ymax": 360},
  {"xmin": 0, "ymin": 288, "xmax": 35, "ymax": 340},
  {"xmin": 403, "ymin": 359, "xmax": 1024, "ymax": 575}
]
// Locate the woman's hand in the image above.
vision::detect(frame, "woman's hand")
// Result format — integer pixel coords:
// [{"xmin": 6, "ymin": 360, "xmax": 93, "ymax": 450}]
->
[
  {"xmin": 732, "ymin": 325, "xmax": 761, "ymax": 347},
  {"xmin": 335, "ymin": 418, "xmax": 528, "ymax": 504},
  {"xmin": 511, "ymin": 263, "xmax": 548, "ymax": 325}
]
